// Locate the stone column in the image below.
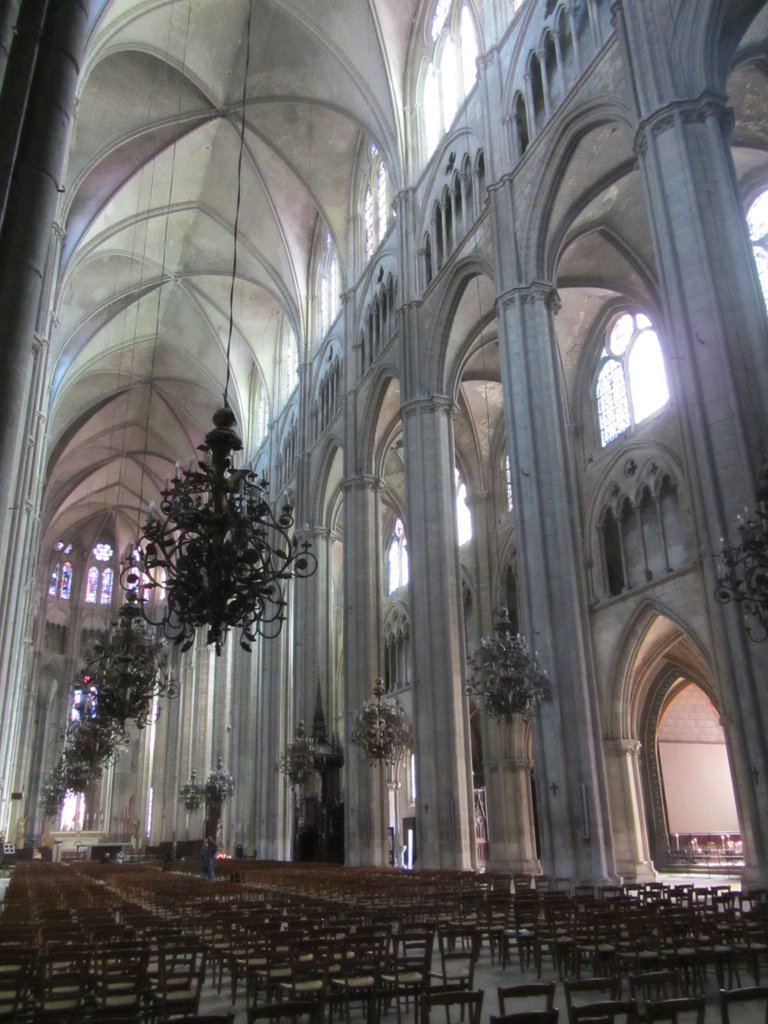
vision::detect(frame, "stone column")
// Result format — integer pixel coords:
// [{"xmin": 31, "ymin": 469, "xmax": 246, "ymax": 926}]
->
[
  {"xmin": 484, "ymin": 730, "xmax": 541, "ymax": 874},
  {"xmin": 401, "ymin": 395, "xmax": 474, "ymax": 870},
  {"xmin": 604, "ymin": 739, "xmax": 656, "ymax": 881},
  {"xmin": 496, "ymin": 281, "xmax": 615, "ymax": 883},
  {"xmin": 614, "ymin": 0, "xmax": 768, "ymax": 884},
  {"xmin": 0, "ymin": 1, "xmax": 90, "ymax": 546},
  {"xmin": 342, "ymin": 474, "xmax": 388, "ymax": 865}
]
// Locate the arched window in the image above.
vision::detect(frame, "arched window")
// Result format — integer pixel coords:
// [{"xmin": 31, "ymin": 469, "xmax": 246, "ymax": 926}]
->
[
  {"xmin": 100, "ymin": 568, "xmax": 114, "ymax": 605},
  {"xmin": 747, "ymin": 188, "xmax": 768, "ymax": 309},
  {"xmin": 387, "ymin": 518, "xmax": 409, "ymax": 594},
  {"xmin": 422, "ymin": 1, "xmax": 482, "ymax": 157},
  {"xmin": 455, "ymin": 467, "xmax": 473, "ymax": 545},
  {"xmin": 85, "ymin": 567, "xmax": 99, "ymax": 603},
  {"xmin": 363, "ymin": 144, "xmax": 391, "ymax": 263},
  {"xmin": 318, "ymin": 233, "xmax": 340, "ymax": 337},
  {"xmin": 59, "ymin": 562, "xmax": 73, "ymax": 600},
  {"xmin": 596, "ymin": 312, "xmax": 669, "ymax": 447}
]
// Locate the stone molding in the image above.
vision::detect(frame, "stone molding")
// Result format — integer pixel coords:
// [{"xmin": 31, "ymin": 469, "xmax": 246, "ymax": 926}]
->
[
  {"xmin": 634, "ymin": 92, "xmax": 733, "ymax": 156},
  {"xmin": 401, "ymin": 394, "xmax": 457, "ymax": 419},
  {"xmin": 497, "ymin": 281, "xmax": 561, "ymax": 313},
  {"xmin": 341, "ymin": 475, "xmax": 383, "ymax": 495}
]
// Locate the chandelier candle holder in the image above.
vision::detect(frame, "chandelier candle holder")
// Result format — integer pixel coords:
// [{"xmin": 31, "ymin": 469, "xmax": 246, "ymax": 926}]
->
[
  {"xmin": 124, "ymin": 407, "xmax": 317, "ymax": 654},
  {"xmin": 179, "ymin": 769, "xmax": 205, "ymax": 813},
  {"xmin": 716, "ymin": 470, "xmax": 768, "ymax": 642},
  {"xmin": 204, "ymin": 756, "xmax": 235, "ymax": 808},
  {"xmin": 277, "ymin": 721, "xmax": 316, "ymax": 787},
  {"xmin": 351, "ymin": 677, "xmax": 412, "ymax": 766},
  {"xmin": 466, "ymin": 608, "xmax": 551, "ymax": 723}
]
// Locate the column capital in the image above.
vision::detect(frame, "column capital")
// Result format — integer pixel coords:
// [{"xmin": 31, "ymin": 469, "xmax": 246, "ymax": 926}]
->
[
  {"xmin": 401, "ymin": 394, "xmax": 457, "ymax": 420},
  {"xmin": 497, "ymin": 282, "xmax": 561, "ymax": 313},
  {"xmin": 634, "ymin": 91, "xmax": 733, "ymax": 155},
  {"xmin": 342, "ymin": 474, "xmax": 383, "ymax": 495},
  {"xmin": 605, "ymin": 738, "xmax": 642, "ymax": 758}
]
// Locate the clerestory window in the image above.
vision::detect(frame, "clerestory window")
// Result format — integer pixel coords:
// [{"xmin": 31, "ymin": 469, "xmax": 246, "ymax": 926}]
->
[
  {"xmin": 423, "ymin": 2, "xmax": 481, "ymax": 157},
  {"xmin": 363, "ymin": 144, "xmax": 391, "ymax": 263},
  {"xmin": 596, "ymin": 312, "xmax": 669, "ymax": 447}
]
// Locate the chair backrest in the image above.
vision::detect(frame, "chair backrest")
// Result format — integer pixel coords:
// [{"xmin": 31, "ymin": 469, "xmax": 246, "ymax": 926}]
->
[
  {"xmin": 645, "ymin": 995, "xmax": 706, "ymax": 1024},
  {"xmin": 246, "ymin": 998, "xmax": 325, "ymax": 1024},
  {"xmin": 420, "ymin": 988, "xmax": 484, "ymax": 1024},
  {"xmin": 719, "ymin": 985, "xmax": 768, "ymax": 1024},
  {"xmin": 627, "ymin": 970, "xmax": 682, "ymax": 1014},
  {"xmin": 564, "ymin": 977, "xmax": 621, "ymax": 1012},
  {"xmin": 569, "ymin": 1000, "xmax": 636, "ymax": 1024},
  {"xmin": 491, "ymin": 1012, "xmax": 559, "ymax": 1024},
  {"xmin": 498, "ymin": 982, "xmax": 557, "ymax": 1013}
]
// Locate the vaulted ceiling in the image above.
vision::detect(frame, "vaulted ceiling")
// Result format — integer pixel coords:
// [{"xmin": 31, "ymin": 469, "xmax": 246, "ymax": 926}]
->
[{"xmin": 45, "ymin": 0, "xmax": 418, "ymax": 553}]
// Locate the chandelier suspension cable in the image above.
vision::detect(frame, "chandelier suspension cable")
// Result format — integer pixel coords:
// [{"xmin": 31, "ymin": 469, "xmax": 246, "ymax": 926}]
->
[{"xmin": 223, "ymin": 0, "xmax": 255, "ymax": 409}]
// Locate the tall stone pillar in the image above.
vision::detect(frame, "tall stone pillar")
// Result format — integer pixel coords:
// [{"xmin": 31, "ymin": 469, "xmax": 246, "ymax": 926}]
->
[
  {"xmin": 401, "ymin": 395, "xmax": 474, "ymax": 870},
  {"xmin": 604, "ymin": 739, "xmax": 655, "ymax": 881},
  {"xmin": 614, "ymin": 0, "xmax": 768, "ymax": 885},
  {"xmin": 497, "ymin": 283, "xmax": 614, "ymax": 883},
  {"xmin": 484, "ymin": 729, "xmax": 541, "ymax": 874},
  {"xmin": 342, "ymin": 474, "xmax": 388, "ymax": 865},
  {"xmin": 0, "ymin": 1, "xmax": 89, "ymax": 546}
]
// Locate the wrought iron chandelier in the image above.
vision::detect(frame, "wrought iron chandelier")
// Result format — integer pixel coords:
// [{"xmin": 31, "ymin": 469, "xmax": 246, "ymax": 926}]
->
[
  {"xmin": 466, "ymin": 608, "xmax": 551, "ymax": 723},
  {"xmin": 81, "ymin": 590, "xmax": 175, "ymax": 734},
  {"xmin": 350, "ymin": 677, "xmax": 412, "ymax": 766},
  {"xmin": 125, "ymin": 410, "xmax": 317, "ymax": 656},
  {"xmin": 716, "ymin": 472, "xmax": 768, "ymax": 641},
  {"xmin": 178, "ymin": 769, "xmax": 205, "ymax": 813},
  {"xmin": 204, "ymin": 756, "xmax": 235, "ymax": 807},
  {"xmin": 277, "ymin": 721, "xmax": 316, "ymax": 787}
]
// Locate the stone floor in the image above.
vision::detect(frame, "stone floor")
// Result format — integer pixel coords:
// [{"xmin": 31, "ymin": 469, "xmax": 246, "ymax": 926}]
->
[{"xmin": 194, "ymin": 873, "xmax": 763, "ymax": 1024}]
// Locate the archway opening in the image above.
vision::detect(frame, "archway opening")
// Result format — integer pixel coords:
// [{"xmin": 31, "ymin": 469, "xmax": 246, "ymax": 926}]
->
[{"xmin": 655, "ymin": 681, "xmax": 742, "ymax": 870}]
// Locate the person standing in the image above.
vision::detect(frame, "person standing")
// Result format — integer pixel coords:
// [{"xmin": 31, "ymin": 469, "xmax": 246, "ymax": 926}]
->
[{"xmin": 200, "ymin": 836, "xmax": 217, "ymax": 879}]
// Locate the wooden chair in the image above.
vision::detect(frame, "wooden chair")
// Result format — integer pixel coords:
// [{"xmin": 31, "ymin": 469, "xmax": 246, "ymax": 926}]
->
[
  {"xmin": 644, "ymin": 996, "xmax": 705, "ymax": 1024},
  {"xmin": 718, "ymin": 984, "xmax": 768, "ymax": 1023},
  {"xmin": 381, "ymin": 928, "xmax": 435, "ymax": 1024},
  {"xmin": 627, "ymin": 971, "xmax": 682, "ymax": 1023},
  {"xmin": 498, "ymin": 982, "xmax": 556, "ymax": 1014},
  {"xmin": 432, "ymin": 925, "xmax": 480, "ymax": 994},
  {"xmin": 419, "ymin": 988, "xmax": 484, "ymax": 1024},
  {"xmin": 148, "ymin": 938, "xmax": 208, "ymax": 1022},
  {"xmin": 328, "ymin": 931, "xmax": 386, "ymax": 1024},
  {"xmin": 564, "ymin": 976, "xmax": 621, "ymax": 1021}
]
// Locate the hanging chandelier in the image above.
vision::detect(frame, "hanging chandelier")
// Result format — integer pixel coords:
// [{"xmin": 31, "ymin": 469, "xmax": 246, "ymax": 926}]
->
[
  {"xmin": 466, "ymin": 608, "xmax": 551, "ymax": 723},
  {"xmin": 178, "ymin": 769, "xmax": 205, "ymax": 813},
  {"xmin": 125, "ymin": 407, "xmax": 317, "ymax": 654},
  {"xmin": 277, "ymin": 721, "xmax": 316, "ymax": 787},
  {"xmin": 351, "ymin": 677, "xmax": 412, "ymax": 766},
  {"xmin": 204, "ymin": 756, "xmax": 235, "ymax": 807},
  {"xmin": 716, "ymin": 471, "xmax": 768, "ymax": 642},
  {"xmin": 81, "ymin": 590, "xmax": 175, "ymax": 733}
]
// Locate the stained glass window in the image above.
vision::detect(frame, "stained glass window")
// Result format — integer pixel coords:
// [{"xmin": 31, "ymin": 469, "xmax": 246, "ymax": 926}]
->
[
  {"xmin": 100, "ymin": 568, "xmax": 113, "ymax": 605},
  {"xmin": 596, "ymin": 312, "xmax": 669, "ymax": 447},
  {"xmin": 49, "ymin": 568, "xmax": 59, "ymax": 597},
  {"xmin": 364, "ymin": 185, "xmax": 374, "ymax": 261},
  {"xmin": 60, "ymin": 562, "xmax": 73, "ymax": 600},
  {"xmin": 93, "ymin": 542, "xmax": 113, "ymax": 562},
  {"xmin": 85, "ymin": 567, "xmax": 99, "ymax": 603},
  {"xmin": 319, "ymin": 234, "xmax": 340, "ymax": 336}
]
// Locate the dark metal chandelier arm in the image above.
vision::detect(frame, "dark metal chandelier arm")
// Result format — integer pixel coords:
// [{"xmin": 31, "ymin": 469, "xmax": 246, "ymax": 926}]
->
[{"xmin": 716, "ymin": 499, "xmax": 768, "ymax": 642}]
